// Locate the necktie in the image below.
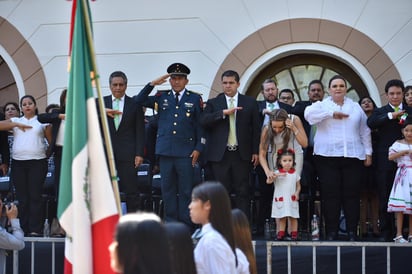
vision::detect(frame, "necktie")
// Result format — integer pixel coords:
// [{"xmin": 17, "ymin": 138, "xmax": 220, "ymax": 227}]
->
[
  {"xmin": 394, "ymin": 106, "xmax": 399, "ymax": 112},
  {"xmin": 192, "ymin": 228, "xmax": 203, "ymax": 247},
  {"xmin": 228, "ymin": 98, "xmax": 237, "ymax": 146},
  {"xmin": 175, "ymin": 92, "xmax": 180, "ymax": 105},
  {"xmin": 113, "ymin": 98, "xmax": 120, "ymax": 130},
  {"xmin": 268, "ymin": 103, "xmax": 274, "ymax": 111}
]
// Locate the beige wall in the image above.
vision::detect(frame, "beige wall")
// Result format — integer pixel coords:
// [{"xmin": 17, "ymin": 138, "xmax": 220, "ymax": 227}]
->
[{"xmin": 0, "ymin": 0, "xmax": 411, "ymax": 107}]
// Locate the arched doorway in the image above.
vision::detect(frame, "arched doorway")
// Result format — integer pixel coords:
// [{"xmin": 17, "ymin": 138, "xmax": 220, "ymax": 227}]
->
[
  {"xmin": 211, "ymin": 18, "xmax": 401, "ymax": 107},
  {"xmin": 246, "ymin": 53, "xmax": 368, "ymax": 103},
  {"xmin": 0, "ymin": 17, "xmax": 47, "ymax": 112}
]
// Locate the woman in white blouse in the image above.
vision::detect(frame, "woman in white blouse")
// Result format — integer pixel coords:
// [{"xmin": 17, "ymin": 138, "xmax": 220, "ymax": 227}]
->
[
  {"xmin": 189, "ymin": 181, "xmax": 249, "ymax": 274},
  {"xmin": 304, "ymin": 75, "xmax": 372, "ymax": 241},
  {"xmin": 0, "ymin": 95, "xmax": 51, "ymax": 236}
]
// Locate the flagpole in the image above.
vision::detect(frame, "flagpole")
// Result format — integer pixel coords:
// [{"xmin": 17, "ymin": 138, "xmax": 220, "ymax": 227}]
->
[{"xmin": 80, "ymin": 0, "xmax": 122, "ymax": 216}]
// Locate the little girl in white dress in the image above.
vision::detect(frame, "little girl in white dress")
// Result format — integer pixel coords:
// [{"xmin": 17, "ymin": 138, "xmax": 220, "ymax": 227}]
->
[
  {"xmin": 387, "ymin": 118, "xmax": 412, "ymax": 243},
  {"xmin": 267, "ymin": 148, "xmax": 301, "ymax": 240}
]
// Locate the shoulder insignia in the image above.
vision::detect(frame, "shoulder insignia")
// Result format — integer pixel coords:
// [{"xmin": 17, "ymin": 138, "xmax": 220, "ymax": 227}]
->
[
  {"xmin": 187, "ymin": 90, "xmax": 203, "ymax": 96},
  {"xmin": 155, "ymin": 89, "xmax": 169, "ymax": 97}
]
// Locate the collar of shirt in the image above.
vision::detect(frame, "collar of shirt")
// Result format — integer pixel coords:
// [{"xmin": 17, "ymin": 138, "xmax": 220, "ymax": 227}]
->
[
  {"xmin": 389, "ymin": 102, "xmax": 403, "ymax": 110},
  {"xmin": 200, "ymin": 222, "xmax": 213, "ymax": 236},
  {"xmin": 111, "ymin": 95, "xmax": 125, "ymax": 112},
  {"xmin": 225, "ymin": 92, "xmax": 239, "ymax": 106},
  {"xmin": 266, "ymin": 100, "xmax": 279, "ymax": 109},
  {"xmin": 172, "ymin": 89, "xmax": 186, "ymax": 100},
  {"xmin": 112, "ymin": 95, "xmax": 125, "ymax": 102}
]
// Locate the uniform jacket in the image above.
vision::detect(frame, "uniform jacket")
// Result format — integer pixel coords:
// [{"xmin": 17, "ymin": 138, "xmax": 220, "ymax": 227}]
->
[{"xmin": 135, "ymin": 83, "xmax": 204, "ymax": 157}]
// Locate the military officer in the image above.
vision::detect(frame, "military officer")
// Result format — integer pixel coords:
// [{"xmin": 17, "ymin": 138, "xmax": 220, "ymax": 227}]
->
[{"xmin": 134, "ymin": 63, "xmax": 205, "ymax": 227}]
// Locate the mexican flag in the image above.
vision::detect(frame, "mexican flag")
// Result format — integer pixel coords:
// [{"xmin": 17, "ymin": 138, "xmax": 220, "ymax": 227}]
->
[{"xmin": 58, "ymin": 1, "xmax": 119, "ymax": 273}]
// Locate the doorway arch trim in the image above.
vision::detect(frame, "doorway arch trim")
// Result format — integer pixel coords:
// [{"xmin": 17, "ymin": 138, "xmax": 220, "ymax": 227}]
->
[{"xmin": 239, "ymin": 42, "xmax": 381, "ymax": 106}]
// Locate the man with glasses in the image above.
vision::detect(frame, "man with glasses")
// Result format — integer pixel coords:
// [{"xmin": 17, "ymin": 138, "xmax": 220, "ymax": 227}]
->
[{"xmin": 279, "ymin": 88, "xmax": 296, "ymax": 106}]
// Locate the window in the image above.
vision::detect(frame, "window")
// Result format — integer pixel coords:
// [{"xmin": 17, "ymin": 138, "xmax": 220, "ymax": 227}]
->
[{"xmin": 247, "ymin": 54, "xmax": 367, "ymax": 103}]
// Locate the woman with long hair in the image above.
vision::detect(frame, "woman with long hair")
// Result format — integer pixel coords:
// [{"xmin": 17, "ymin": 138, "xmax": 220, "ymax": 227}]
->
[
  {"xmin": 232, "ymin": 208, "xmax": 257, "ymax": 274},
  {"xmin": 189, "ymin": 181, "xmax": 249, "ymax": 274},
  {"xmin": 164, "ymin": 222, "xmax": 197, "ymax": 274},
  {"xmin": 259, "ymin": 108, "xmax": 307, "ymax": 182}
]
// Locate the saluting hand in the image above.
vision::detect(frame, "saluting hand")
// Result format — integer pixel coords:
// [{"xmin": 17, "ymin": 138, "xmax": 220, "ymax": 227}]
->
[{"xmin": 150, "ymin": 74, "xmax": 170, "ymax": 86}]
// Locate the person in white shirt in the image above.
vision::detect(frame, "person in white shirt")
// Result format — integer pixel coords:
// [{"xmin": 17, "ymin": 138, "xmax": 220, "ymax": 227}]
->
[
  {"xmin": 189, "ymin": 181, "xmax": 250, "ymax": 274},
  {"xmin": 0, "ymin": 95, "xmax": 52, "ymax": 236},
  {"xmin": 304, "ymin": 75, "xmax": 372, "ymax": 241}
]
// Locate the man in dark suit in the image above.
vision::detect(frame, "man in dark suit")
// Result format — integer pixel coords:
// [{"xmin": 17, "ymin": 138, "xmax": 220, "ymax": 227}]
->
[
  {"xmin": 135, "ymin": 63, "xmax": 205, "ymax": 227},
  {"xmin": 255, "ymin": 78, "xmax": 292, "ymax": 234},
  {"xmin": 104, "ymin": 71, "xmax": 146, "ymax": 213},
  {"xmin": 367, "ymin": 79, "xmax": 412, "ymax": 242},
  {"xmin": 201, "ymin": 70, "xmax": 260, "ymax": 217},
  {"xmin": 257, "ymin": 79, "xmax": 292, "ymax": 126}
]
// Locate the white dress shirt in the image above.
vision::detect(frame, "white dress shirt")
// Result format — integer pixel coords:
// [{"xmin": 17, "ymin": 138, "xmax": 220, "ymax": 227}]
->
[
  {"xmin": 304, "ymin": 96, "xmax": 372, "ymax": 159},
  {"xmin": 235, "ymin": 248, "xmax": 251, "ymax": 274},
  {"xmin": 194, "ymin": 223, "xmax": 237, "ymax": 274}
]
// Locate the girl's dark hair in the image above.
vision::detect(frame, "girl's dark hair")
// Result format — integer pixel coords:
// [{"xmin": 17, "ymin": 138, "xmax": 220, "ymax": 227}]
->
[
  {"xmin": 164, "ymin": 222, "xmax": 197, "ymax": 274},
  {"xmin": 115, "ymin": 219, "xmax": 172, "ymax": 274},
  {"xmin": 20, "ymin": 95, "xmax": 38, "ymax": 115},
  {"xmin": 191, "ymin": 181, "xmax": 237, "ymax": 265},
  {"xmin": 266, "ymin": 109, "xmax": 292, "ymax": 151},
  {"xmin": 276, "ymin": 148, "xmax": 296, "ymax": 169},
  {"xmin": 3, "ymin": 102, "xmax": 20, "ymax": 116},
  {"xmin": 400, "ymin": 116, "xmax": 412, "ymax": 129}
]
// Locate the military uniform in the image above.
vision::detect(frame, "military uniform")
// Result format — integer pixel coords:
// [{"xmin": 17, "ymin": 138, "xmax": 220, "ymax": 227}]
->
[{"xmin": 134, "ymin": 63, "xmax": 205, "ymax": 226}]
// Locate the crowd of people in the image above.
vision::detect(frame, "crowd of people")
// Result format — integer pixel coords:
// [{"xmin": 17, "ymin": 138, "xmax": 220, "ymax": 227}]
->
[{"xmin": 1, "ymin": 62, "xmax": 412, "ymax": 272}]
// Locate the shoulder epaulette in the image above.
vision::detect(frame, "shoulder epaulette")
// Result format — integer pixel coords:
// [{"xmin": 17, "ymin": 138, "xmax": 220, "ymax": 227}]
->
[
  {"xmin": 187, "ymin": 90, "xmax": 203, "ymax": 96},
  {"xmin": 155, "ymin": 89, "xmax": 171, "ymax": 97}
]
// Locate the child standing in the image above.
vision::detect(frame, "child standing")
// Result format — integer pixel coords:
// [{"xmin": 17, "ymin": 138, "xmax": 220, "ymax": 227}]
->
[
  {"xmin": 387, "ymin": 118, "xmax": 412, "ymax": 243},
  {"xmin": 267, "ymin": 148, "xmax": 301, "ymax": 240}
]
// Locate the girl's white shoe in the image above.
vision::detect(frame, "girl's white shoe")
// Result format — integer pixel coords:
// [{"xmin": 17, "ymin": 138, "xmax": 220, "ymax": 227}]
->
[{"xmin": 393, "ymin": 235, "xmax": 408, "ymax": 243}]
